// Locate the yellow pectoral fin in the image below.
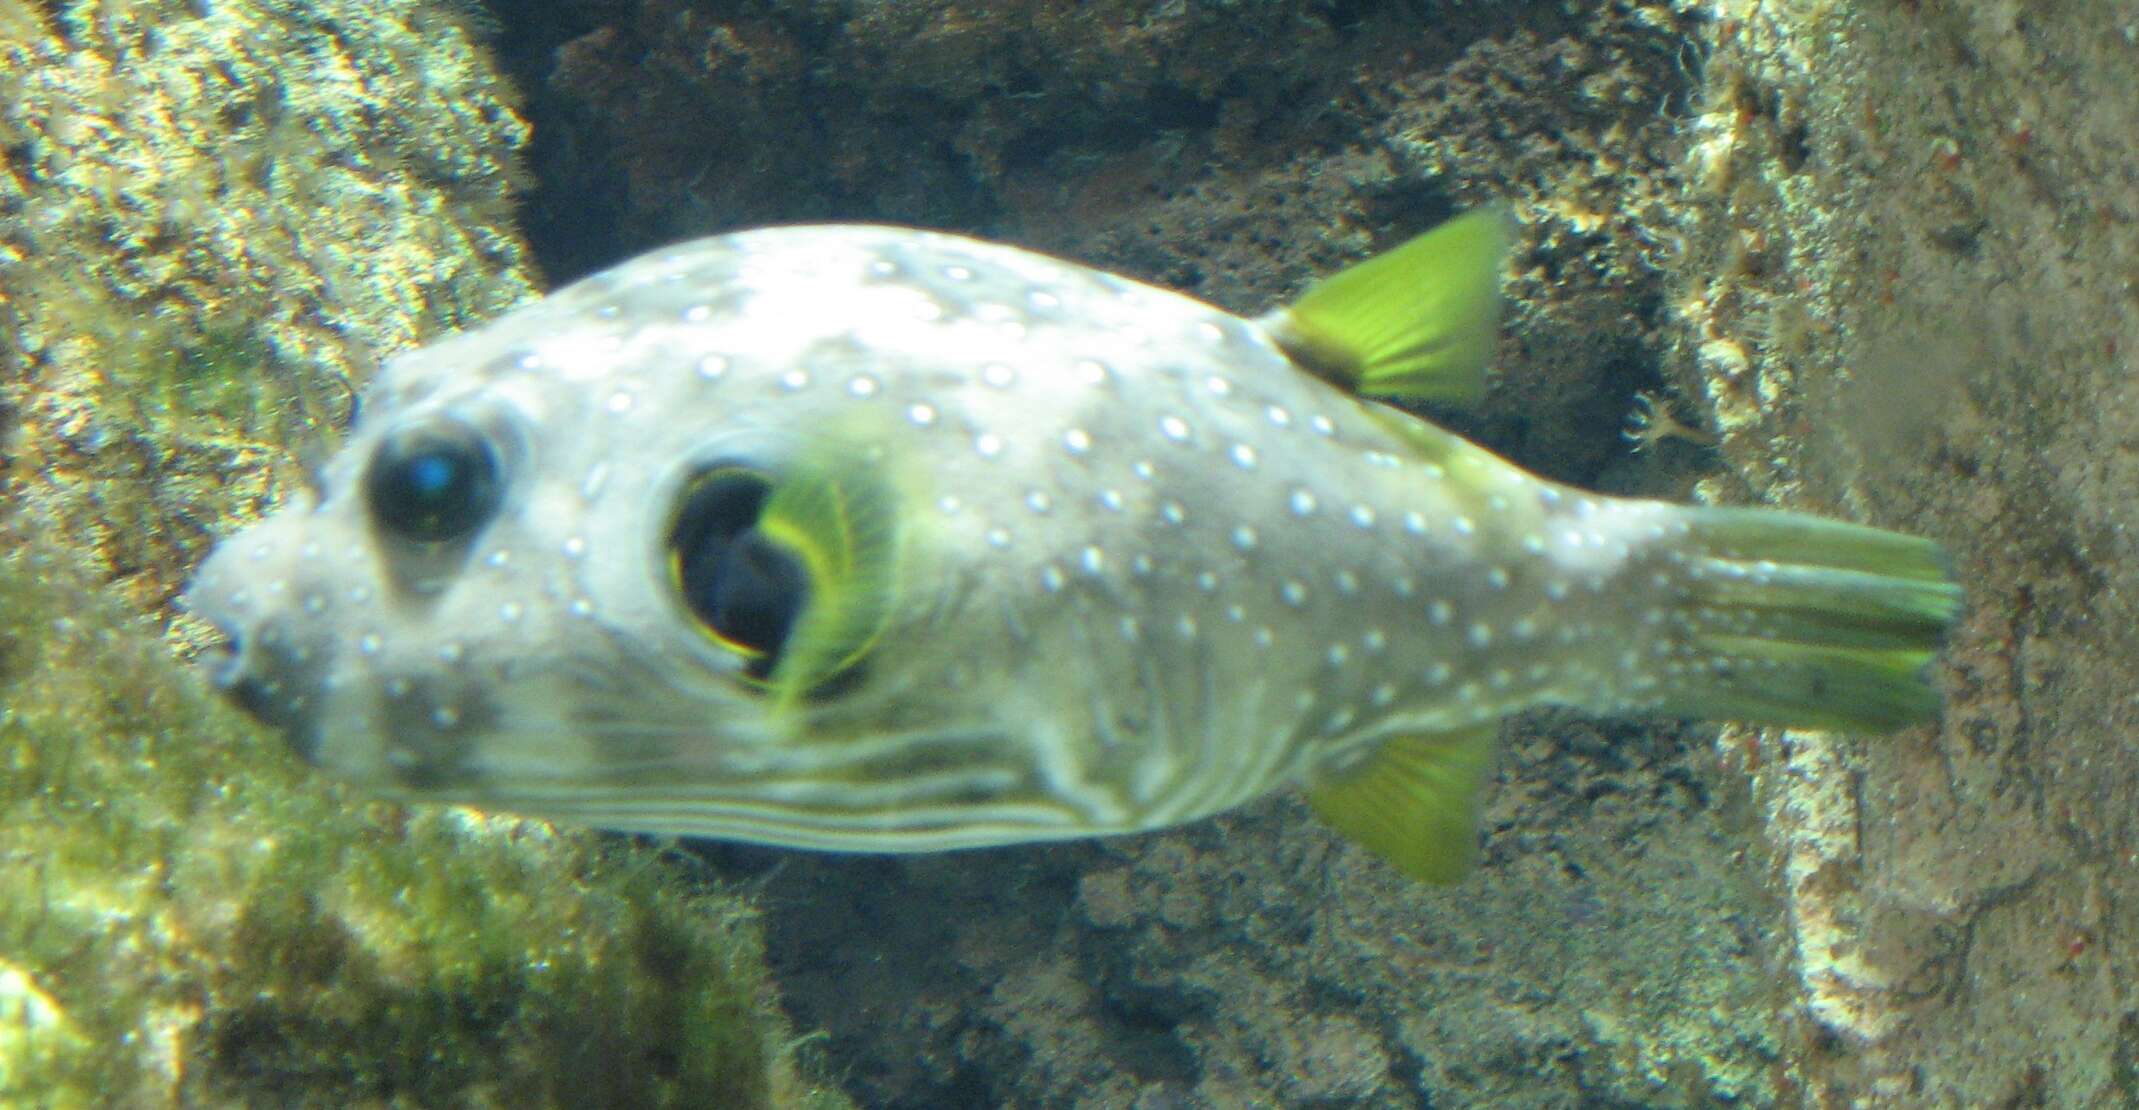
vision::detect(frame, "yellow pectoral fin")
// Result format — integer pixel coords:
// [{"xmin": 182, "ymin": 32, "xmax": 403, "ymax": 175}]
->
[
  {"xmin": 753, "ymin": 451, "xmax": 901, "ymax": 709},
  {"xmin": 1304, "ymin": 723, "xmax": 1498, "ymax": 884},
  {"xmin": 1260, "ymin": 205, "xmax": 1514, "ymax": 407}
]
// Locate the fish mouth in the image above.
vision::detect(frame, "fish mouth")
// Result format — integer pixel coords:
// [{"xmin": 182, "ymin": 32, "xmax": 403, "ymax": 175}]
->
[
  {"xmin": 181, "ymin": 587, "xmax": 333, "ymax": 766},
  {"xmin": 195, "ymin": 631, "xmax": 303, "ymax": 737}
]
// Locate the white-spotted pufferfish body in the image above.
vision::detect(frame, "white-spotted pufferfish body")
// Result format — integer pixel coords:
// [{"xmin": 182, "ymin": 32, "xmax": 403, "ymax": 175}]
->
[{"xmin": 188, "ymin": 212, "xmax": 1959, "ymax": 881}]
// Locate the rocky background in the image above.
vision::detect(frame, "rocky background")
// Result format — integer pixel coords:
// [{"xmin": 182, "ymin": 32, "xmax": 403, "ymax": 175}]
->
[{"xmin": 3, "ymin": 0, "xmax": 2133, "ymax": 1105}]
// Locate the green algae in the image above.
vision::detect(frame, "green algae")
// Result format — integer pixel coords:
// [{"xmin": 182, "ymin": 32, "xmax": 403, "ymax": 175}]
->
[
  {"xmin": 0, "ymin": 0, "xmax": 536, "ymax": 618},
  {"xmin": 0, "ymin": 524, "xmax": 845, "ymax": 1106},
  {"xmin": 0, "ymin": 1, "xmax": 844, "ymax": 1104}
]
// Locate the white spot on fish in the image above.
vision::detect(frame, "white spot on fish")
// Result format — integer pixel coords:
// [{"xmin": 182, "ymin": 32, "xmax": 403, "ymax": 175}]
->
[
  {"xmin": 779, "ymin": 369, "xmax": 810, "ymax": 391},
  {"xmin": 906, "ymin": 402, "xmax": 937, "ymax": 426},
  {"xmin": 1289, "ymin": 488, "xmax": 1318, "ymax": 516},
  {"xmin": 974, "ymin": 432, "xmax": 1005, "ymax": 458},
  {"xmin": 1159, "ymin": 415, "xmax": 1191, "ymax": 442},
  {"xmin": 1063, "ymin": 428, "xmax": 1092, "ymax": 455},
  {"xmin": 1228, "ymin": 443, "xmax": 1258, "ymax": 470},
  {"xmin": 697, "ymin": 354, "xmax": 728, "ymax": 380}
]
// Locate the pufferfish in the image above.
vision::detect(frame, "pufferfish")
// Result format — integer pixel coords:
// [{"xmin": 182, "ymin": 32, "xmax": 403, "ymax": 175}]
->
[{"xmin": 185, "ymin": 209, "xmax": 1961, "ymax": 882}]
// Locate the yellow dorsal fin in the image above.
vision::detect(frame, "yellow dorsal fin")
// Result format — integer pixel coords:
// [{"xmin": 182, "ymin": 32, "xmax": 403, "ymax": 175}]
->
[
  {"xmin": 1258, "ymin": 205, "xmax": 1513, "ymax": 407},
  {"xmin": 753, "ymin": 452, "xmax": 900, "ymax": 709},
  {"xmin": 1303, "ymin": 723, "xmax": 1497, "ymax": 883}
]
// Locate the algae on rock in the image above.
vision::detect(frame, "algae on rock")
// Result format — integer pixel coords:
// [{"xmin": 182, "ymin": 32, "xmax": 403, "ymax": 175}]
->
[
  {"xmin": 0, "ymin": 0, "xmax": 532, "ymax": 622},
  {"xmin": 0, "ymin": 527, "xmax": 840, "ymax": 1107},
  {"xmin": 0, "ymin": 2, "xmax": 841, "ymax": 1105}
]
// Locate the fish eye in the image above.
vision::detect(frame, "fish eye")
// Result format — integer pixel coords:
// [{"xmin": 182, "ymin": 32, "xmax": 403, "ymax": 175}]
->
[
  {"xmin": 364, "ymin": 420, "xmax": 503, "ymax": 543},
  {"xmin": 666, "ymin": 466, "xmax": 810, "ymax": 681}
]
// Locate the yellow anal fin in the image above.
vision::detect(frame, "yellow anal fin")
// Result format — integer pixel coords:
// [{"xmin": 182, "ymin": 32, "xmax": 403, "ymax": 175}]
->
[
  {"xmin": 1304, "ymin": 723, "xmax": 1497, "ymax": 884},
  {"xmin": 1259, "ymin": 205, "xmax": 1513, "ymax": 407}
]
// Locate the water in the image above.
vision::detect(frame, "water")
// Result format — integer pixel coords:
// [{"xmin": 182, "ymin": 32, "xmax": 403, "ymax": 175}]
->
[{"xmin": 2, "ymin": 0, "xmax": 2132, "ymax": 1105}]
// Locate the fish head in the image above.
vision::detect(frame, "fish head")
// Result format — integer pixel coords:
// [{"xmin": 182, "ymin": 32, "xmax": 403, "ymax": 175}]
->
[{"xmin": 183, "ymin": 227, "xmax": 1114, "ymax": 840}]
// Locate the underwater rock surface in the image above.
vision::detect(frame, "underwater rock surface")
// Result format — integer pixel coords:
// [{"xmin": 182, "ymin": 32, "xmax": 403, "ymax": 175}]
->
[
  {"xmin": 0, "ymin": 2, "xmax": 841, "ymax": 1105},
  {"xmin": 1673, "ymin": 0, "xmax": 2139, "ymax": 1104}
]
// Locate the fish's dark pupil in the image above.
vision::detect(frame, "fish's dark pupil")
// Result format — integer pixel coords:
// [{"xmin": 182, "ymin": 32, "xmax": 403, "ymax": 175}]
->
[
  {"xmin": 668, "ymin": 469, "xmax": 809, "ymax": 679},
  {"xmin": 365, "ymin": 422, "xmax": 502, "ymax": 543}
]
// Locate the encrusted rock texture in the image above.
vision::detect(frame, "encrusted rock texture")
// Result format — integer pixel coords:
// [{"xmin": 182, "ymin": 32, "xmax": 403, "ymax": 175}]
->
[{"xmin": 1672, "ymin": 0, "xmax": 2139, "ymax": 1105}]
